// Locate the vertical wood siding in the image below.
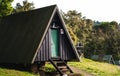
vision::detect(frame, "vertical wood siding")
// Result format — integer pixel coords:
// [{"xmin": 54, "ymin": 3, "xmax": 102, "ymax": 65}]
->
[
  {"xmin": 60, "ymin": 34, "xmax": 76, "ymax": 60},
  {"xmin": 35, "ymin": 13, "xmax": 76, "ymax": 62},
  {"xmin": 35, "ymin": 29, "xmax": 50, "ymax": 62},
  {"xmin": 35, "ymin": 27, "xmax": 76, "ymax": 62}
]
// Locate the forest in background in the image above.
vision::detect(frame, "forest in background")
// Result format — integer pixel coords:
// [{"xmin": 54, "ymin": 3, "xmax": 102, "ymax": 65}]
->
[
  {"xmin": 0, "ymin": 0, "xmax": 120, "ymax": 60},
  {"xmin": 62, "ymin": 10, "xmax": 120, "ymax": 60}
]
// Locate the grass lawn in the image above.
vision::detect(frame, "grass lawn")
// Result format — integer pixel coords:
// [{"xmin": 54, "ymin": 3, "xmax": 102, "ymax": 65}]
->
[
  {"xmin": 68, "ymin": 58, "xmax": 120, "ymax": 76},
  {"xmin": 44, "ymin": 58, "xmax": 120, "ymax": 76},
  {"xmin": 0, "ymin": 58, "xmax": 120, "ymax": 76},
  {"xmin": 0, "ymin": 68, "xmax": 35, "ymax": 76}
]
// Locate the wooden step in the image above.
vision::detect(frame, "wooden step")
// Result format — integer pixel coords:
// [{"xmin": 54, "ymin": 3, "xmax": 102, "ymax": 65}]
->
[
  {"xmin": 68, "ymin": 73, "xmax": 82, "ymax": 76},
  {"xmin": 58, "ymin": 66, "xmax": 67, "ymax": 69},
  {"xmin": 51, "ymin": 57, "xmax": 61, "ymax": 61},
  {"xmin": 49, "ymin": 58, "xmax": 73, "ymax": 75},
  {"xmin": 56, "ymin": 61, "xmax": 64, "ymax": 63},
  {"xmin": 57, "ymin": 62, "xmax": 65, "ymax": 66},
  {"xmin": 61, "ymin": 68, "xmax": 69, "ymax": 73}
]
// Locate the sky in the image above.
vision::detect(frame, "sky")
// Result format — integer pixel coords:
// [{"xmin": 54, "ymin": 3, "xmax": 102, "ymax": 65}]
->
[{"xmin": 12, "ymin": 0, "xmax": 120, "ymax": 22}]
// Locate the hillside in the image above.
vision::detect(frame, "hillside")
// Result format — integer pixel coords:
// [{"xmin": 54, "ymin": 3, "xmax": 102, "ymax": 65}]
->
[
  {"xmin": 0, "ymin": 58, "xmax": 120, "ymax": 76},
  {"xmin": 68, "ymin": 58, "xmax": 120, "ymax": 76},
  {"xmin": 45, "ymin": 58, "xmax": 120, "ymax": 76}
]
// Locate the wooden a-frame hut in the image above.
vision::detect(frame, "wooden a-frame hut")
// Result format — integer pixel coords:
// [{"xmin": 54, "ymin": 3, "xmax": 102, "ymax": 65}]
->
[{"xmin": 0, "ymin": 5, "xmax": 79, "ymax": 75}]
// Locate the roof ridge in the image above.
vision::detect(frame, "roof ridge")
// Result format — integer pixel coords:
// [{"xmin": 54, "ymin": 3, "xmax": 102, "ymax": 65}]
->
[
  {"xmin": 38, "ymin": 4, "xmax": 57, "ymax": 9},
  {"xmin": 2, "ymin": 4, "xmax": 57, "ymax": 18}
]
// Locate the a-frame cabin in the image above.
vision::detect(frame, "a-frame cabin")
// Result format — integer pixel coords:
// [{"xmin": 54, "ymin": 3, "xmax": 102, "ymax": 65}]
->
[{"xmin": 0, "ymin": 5, "xmax": 79, "ymax": 75}]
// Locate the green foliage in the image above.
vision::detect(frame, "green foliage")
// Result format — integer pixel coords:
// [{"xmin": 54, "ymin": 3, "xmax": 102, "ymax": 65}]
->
[
  {"xmin": 0, "ymin": 0, "xmax": 13, "ymax": 17},
  {"xmin": 62, "ymin": 10, "xmax": 93, "ymax": 45},
  {"xmin": 13, "ymin": 0, "xmax": 34, "ymax": 13},
  {"xmin": 0, "ymin": 68, "xmax": 34, "ymax": 76},
  {"xmin": 63, "ymin": 10, "xmax": 120, "ymax": 60},
  {"xmin": 105, "ymin": 30, "xmax": 120, "ymax": 60},
  {"xmin": 42, "ymin": 63, "xmax": 56, "ymax": 72},
  {"xmin": 69, "ymin": 58, "xmax": 120, "ymax": 76},
  {"xmin": 67, "ymin": 26, "xmax": 79, "ymax": 45},
  {"xmin": 85, "ymin": 21, "xmax": 120, "ymax": 60}
]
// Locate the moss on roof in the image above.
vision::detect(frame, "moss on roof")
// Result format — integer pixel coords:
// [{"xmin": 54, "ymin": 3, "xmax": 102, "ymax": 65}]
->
[{"xmin": 0, "ymin": 5, "xmax": 56, "ymax": 63}]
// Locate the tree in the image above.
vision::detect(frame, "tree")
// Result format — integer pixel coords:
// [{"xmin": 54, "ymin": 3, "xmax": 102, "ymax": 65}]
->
[
  {"xmin": 62, "ymin": 10, "xmax": 120, "ymax": 60},
  {"xmin": 105, "ymin": 29, "xmax": 120, "ymax": 60},
  {"xmin": 67, "ymin": 25, "xmax": 79, "ymax": 45},
  {"xmin": 62, "ymin": 10, "xmax": 83, "ymax": 32},
  {"xmin": 84, "ymin": 28, "xmax": 106, "ymax": 58},
  {"xmin": 13, "ymin": 0, "xmax": 34, "ymax": 13},
  {"xmin": 0, "ymin": 0, "xmax": 13, "ymax": 17},
  {"xmin": 85, "ymin": 21, "xmax": 120, "ymax": 60},
  {"xmin": 62, "ymin": 10, "xmax": 93, "ymax": 45},
  {"xmin": 62, "ymin": 10, "xmax": 83, "ymax": 44}
]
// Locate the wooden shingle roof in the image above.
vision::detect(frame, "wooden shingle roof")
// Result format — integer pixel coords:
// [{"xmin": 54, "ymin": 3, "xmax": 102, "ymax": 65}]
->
[{"xmin": 0, "ymin": 5, "xmax": 56, "ymax": 63}]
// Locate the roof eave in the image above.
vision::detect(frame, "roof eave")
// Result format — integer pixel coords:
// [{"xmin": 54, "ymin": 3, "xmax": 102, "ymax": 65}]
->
[
  {"xmin": 56, "ymin": 8, "xmax": 80, "ymax": 61},
  {"xmin": 31, "ymin": 5, "xmax": 58, "ymax": 63}
]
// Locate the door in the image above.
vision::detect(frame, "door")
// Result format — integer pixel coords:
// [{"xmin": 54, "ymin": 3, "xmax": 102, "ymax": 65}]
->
[{"xmin": 51, "ymin": 29, "xmax": 59, "ymax": 57}]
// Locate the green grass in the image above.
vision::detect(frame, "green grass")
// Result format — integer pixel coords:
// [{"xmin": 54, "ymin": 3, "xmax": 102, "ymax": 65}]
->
[
  {"xmin": 43, "ymin": 63, "xmax": 56, "ymax": 72},
  {"xmin": 0, "ymin": 68, "xmax": 35, "ymax": 76},
  {"xmin": 68, "ymin": 58, "xmax": 120, "ymax": 76},
  {"xmin": 44, "ymin": 58, "xmax": 120, "ymax": 76},
  {"xmin": 1, "ymin": 58, "xmax": 119, "ymax": 76}
]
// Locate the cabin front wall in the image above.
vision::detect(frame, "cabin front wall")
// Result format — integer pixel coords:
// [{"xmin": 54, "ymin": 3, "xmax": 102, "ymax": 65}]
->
[
  {"xmin": 35, "ymin": 28, "xmax": 76, "ymax": 62},
  {"xmin": 35, "ymin": 13, "xmax": 76, "ymax": 62},
  {"xmin": 59, "ymin": 33, "xmax": 76, "ymax": 60}
]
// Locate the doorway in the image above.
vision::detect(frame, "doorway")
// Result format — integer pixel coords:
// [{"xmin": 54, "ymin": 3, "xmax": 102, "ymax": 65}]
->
[{"xmin": 51, "ymin": 29, "xmax": 59, "ymax": 57}]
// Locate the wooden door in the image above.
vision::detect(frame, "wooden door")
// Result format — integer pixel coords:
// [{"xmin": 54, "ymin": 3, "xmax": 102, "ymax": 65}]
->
[{"xmin": 51, "ymin": 29, "xmax": 59, "ymax": 57}]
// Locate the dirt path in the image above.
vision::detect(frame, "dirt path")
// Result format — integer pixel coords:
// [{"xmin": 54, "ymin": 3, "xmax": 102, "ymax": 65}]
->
[{"xmin": 70, "ymin": 66, "xmax": 94, "ymax": 76}]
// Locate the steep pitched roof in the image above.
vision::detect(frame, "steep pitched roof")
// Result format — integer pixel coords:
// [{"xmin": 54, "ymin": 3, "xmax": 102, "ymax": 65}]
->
[
  {"xmin": 0, "ymin": 5, "xmax": 79, "ymax": 63},
  {"xmin": 0, "ymin": 5, "xmax": 57, "ymax": 63}
]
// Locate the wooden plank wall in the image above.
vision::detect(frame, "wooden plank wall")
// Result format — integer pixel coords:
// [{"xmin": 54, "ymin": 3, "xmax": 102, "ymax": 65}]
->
[
  {"xmin": 60, "ymin": 33, "xmax": 76, "ymax": 60},
  {"xmin": 35, "ymin": 29, "xmax": 50, "ymax": 61},
  {"xmin": 35, "ymin": 28, "xmax": 76, "ymax": 62}
]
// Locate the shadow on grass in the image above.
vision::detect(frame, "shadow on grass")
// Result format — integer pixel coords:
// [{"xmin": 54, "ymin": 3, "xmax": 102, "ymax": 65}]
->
[{"xmin": 0, "ymin": 63, "xmax": 32, "ymax": 71}]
